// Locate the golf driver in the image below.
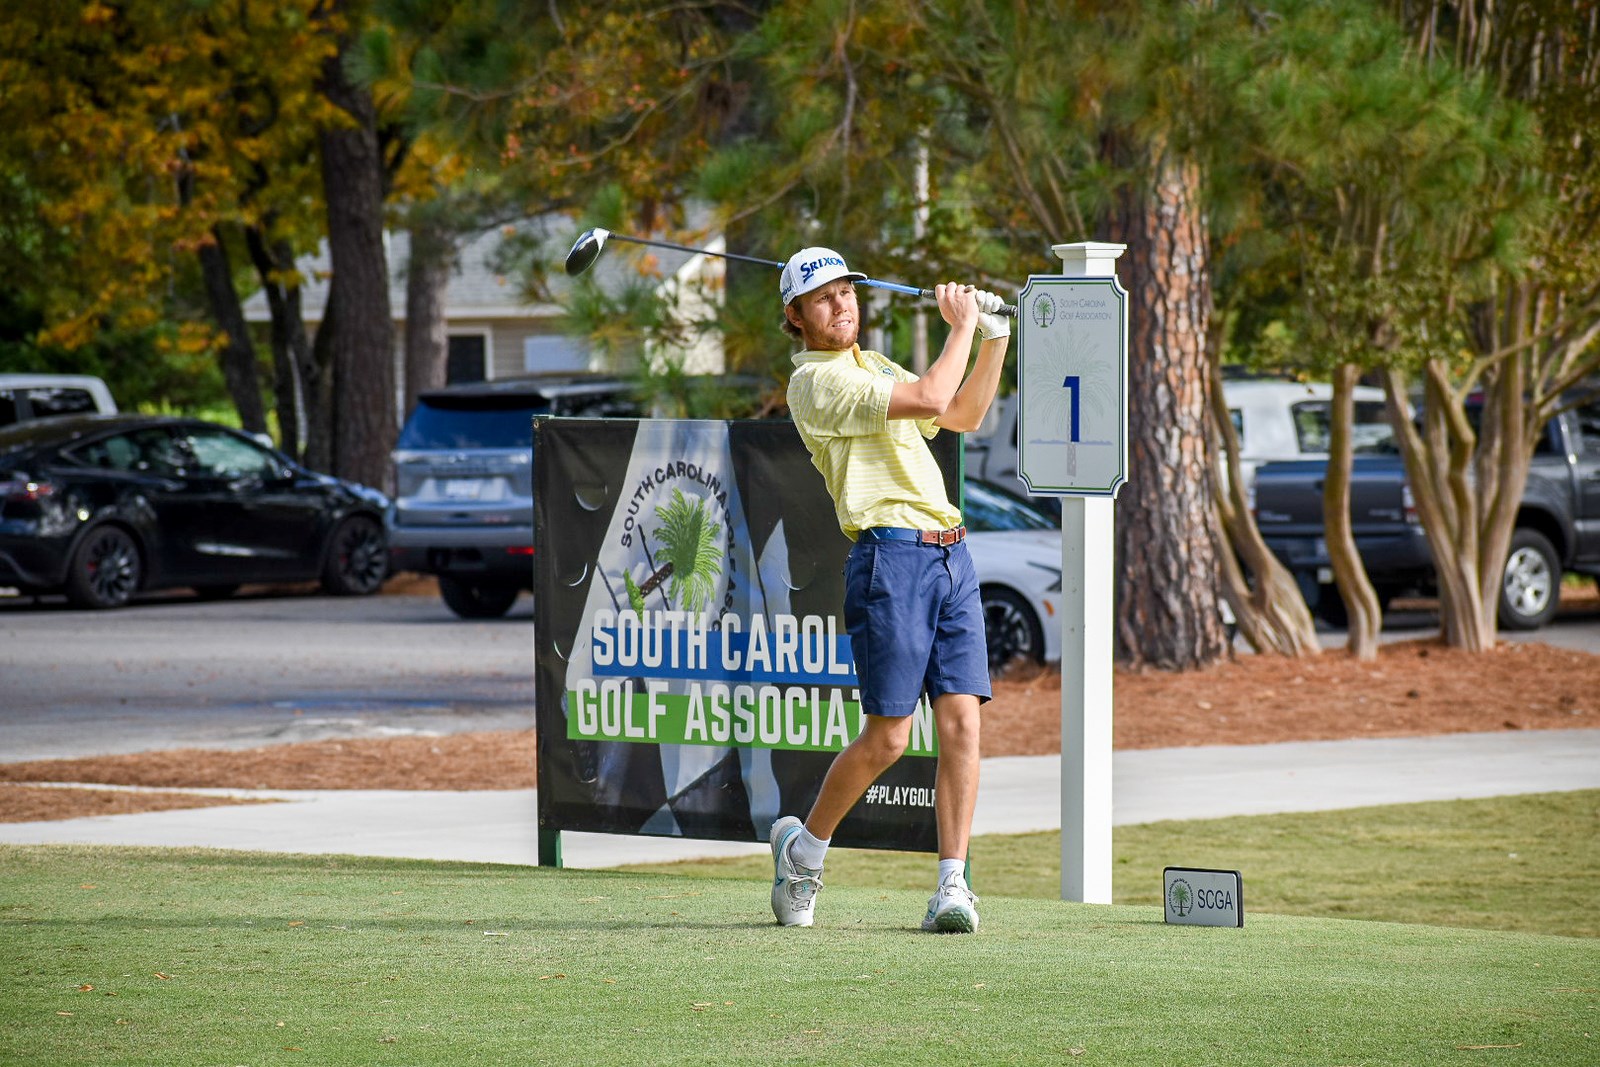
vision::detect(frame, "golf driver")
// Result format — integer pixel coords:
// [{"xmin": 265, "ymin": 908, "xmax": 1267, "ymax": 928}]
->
[{"xmin": 565, "ymin": 227, "xmax": 1018, "ymax": 317}]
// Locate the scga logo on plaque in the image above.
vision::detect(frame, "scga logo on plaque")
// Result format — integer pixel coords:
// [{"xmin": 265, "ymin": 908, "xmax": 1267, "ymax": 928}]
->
[{"xmin": 1164, "ymin": 866, "xmax": 1244, "ymax": 928}]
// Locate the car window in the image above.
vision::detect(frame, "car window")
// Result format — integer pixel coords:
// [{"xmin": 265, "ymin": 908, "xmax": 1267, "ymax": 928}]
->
[
  {"xmin": 1228, "ymin": 408, "xmax": 1243, "ymax": 444},
  {"xmin": 963, "ymin": 480, "xmax": 1056, "ymax": 532},
  {"xmin": 181, "ymin": 428, "xmax": 281, "ymax": 478},
  {"xmin": 1576, "ymin": 397, "xmax": 1600, "ymax": 451},
  {"xmin": 28, "ymin": 387, "xmax": 100, "ymax": 418},
  {"xmin": 69, "ymin": 428, "xmax": 188, "ymax": 475},
  {"xmin": 557, "ymin": 395, "xmax": 641, "ymax": 418},
  {"xmin": 398, "ymin": 400, "xmax": 552, "ymax": 450},
  {"xmin": 0, "ymin": 390, "xmax": 17, "ymax": 428},
  {"xmin": 72, "ymin": 433, "xmax": 143, "ymax": 471},
  {"xmin": 1291, "ymin": 400, "xmax": 1394, "ymax": 454}
]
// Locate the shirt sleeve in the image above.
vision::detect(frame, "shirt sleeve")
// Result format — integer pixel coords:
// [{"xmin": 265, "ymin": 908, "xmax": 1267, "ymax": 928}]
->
[
  {"xmin": 799, "ymin": 362, "xmax": 893, "ymax": 438},
  {"xmin": 886, "ymin": 363, "xmax": 940, "ymax": 439}
]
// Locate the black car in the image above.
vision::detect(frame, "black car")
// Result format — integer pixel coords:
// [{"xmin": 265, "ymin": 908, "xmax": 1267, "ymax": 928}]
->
[{"xmin": 0, "ymin": 414, "xmax": 390, "ymax": 608}]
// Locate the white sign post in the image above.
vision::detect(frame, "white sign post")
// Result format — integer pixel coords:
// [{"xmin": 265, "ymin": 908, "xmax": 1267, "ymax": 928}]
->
[{"xmin": 1015, "ymin": 241, "xmax": 1128, "ymax": 904}]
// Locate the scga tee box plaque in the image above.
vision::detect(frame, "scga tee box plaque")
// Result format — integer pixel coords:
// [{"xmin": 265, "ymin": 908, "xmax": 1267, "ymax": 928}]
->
[{"xmin": 1164, "ymin": 867, "xmax": 1244, "ymax": 928}]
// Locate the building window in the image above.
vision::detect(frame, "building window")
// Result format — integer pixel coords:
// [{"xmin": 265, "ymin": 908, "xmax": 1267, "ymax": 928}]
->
[
  {"xmin": 447, "ymin": 335, "xmax": 487, "ymax": 384},
  {"xmin": 524, "ymin": 335, "xmax": 589, "ymax": 373}
]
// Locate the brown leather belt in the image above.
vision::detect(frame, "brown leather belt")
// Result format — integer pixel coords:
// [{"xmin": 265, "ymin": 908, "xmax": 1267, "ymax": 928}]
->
[{"xmin": 862, "ymin": 525, "xmax": 967, "ymax": 546}]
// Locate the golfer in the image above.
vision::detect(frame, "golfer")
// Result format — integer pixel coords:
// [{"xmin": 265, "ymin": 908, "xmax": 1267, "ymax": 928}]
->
[{"xmin": 769, "ymin": 247, "xmax": 1009, "ymax": 933}]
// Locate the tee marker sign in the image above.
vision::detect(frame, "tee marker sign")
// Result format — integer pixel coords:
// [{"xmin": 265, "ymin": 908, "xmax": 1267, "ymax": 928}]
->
[{"xmin": 1164, "ymin": 867, "xmax": 1245, "ymax": 928}]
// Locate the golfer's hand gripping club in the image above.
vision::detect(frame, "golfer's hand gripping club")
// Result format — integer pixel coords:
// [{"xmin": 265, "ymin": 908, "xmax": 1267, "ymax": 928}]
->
[
  {"xmin": 975, "ymin": 289, "xmax": 1010, "ymax": 339},
  {"xmin": 874, "ymin": 278, "xmax": 1017, "ymax": 318}
]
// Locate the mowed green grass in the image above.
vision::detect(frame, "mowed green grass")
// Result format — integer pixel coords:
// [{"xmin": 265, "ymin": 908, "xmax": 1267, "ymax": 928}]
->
[
  {"xmin": 1, "ymin": 842, "xmax": 1595, "ymax": 1066},
  {"xmin": 630, "ymin": 791, "xmax": 1600, "ymax": 939}
]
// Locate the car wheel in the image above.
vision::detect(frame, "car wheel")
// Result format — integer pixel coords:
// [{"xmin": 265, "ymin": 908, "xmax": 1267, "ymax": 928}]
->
[
  {"xmin": 981, "ymin": 585, "xmax": 1044, "ymax": 670},
  {"xmin": 320, "ymin": 515, "xmax": 387, "ymax": 596},
  {"xmin": 1498, "ymin": 528, "xmax": 1560, "ymax": 631},
  {"xmin": 64, "ymin": 525, "xmax": 142, "ymax": 609},
  {"xmin": 192, "ymin": 584, "xmax": 240, "ymax": 601},
  {"xmin": 439, "ymin": 576, "xmax": 519, "ymax": 619}
]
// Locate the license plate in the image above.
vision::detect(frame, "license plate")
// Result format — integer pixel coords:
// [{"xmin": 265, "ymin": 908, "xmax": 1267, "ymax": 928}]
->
[{"xmin": 441, "ymin": 477, "xmax": 485, "ymax": 500}]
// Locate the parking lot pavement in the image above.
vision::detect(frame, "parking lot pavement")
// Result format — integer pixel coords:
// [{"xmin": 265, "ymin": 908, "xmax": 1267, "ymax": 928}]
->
[{"xmin": 3, "ymin": 729, "xmax": 1595, "ymax": 868}]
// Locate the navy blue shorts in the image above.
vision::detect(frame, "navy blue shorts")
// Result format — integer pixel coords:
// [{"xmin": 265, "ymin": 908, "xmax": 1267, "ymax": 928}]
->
[{"xmin": 843, "ymin": 536, "xmax": 993, "ymax": 717}]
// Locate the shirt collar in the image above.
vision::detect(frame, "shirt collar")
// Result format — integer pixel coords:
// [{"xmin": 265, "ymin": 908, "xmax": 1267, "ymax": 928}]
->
[{"xmin": 792, "ymin": 343, "xmax": 864, "ymax": 369}]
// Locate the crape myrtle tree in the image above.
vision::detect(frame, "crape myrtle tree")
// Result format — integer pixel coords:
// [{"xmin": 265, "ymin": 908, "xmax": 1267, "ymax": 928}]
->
[
  {"xmin": 1222, "ymin": 4, "xmax": 1540, "ymax": 660},
  {"xmin": 1376, "ymin": 0, "xmax": 1600, "ymax": 650}
]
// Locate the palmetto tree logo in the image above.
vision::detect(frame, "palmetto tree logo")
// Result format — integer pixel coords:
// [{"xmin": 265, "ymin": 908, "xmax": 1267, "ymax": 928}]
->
[
  {"xmin": 1167, "ymin": 878, "xmax": 1193, "ymax": 918},
  {"xmin": 624, "ymin": 488, "xmax": 723, "ymax": 613},
  {"xmin": 1032, "ymin": 293, "xmax": 1056, "ymax": 328}
]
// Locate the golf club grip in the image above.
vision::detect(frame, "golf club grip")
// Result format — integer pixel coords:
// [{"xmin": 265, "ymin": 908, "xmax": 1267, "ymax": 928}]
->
[{"xmin": 863, "ymin": 278, "xmax": 1019, "ymax": 318}]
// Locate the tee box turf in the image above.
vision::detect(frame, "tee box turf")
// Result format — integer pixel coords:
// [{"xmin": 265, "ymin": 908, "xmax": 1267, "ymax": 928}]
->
[{"xmin": 1164, "ymin": 866, "xmax": 1244, "ymax": 927}]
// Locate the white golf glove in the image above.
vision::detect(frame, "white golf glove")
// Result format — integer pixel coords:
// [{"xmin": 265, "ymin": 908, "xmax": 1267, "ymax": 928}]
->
[{"xmin": 975, "ymin": 288, "xmax": 1009, "ymax": 340}]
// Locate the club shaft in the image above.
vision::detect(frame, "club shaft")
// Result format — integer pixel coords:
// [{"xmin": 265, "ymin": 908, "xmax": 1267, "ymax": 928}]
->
[
  {"xmin": 601, "ymin": 231, "xmax": 1018, "ymax": 317},
  {"xmin": 603, "ymin": 232, "xmax": 783, "ymax": 269}
]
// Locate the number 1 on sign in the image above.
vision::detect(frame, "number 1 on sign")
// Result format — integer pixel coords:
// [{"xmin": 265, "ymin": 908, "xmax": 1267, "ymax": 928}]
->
[{"xmin": 1062, "ymin": 375, "xmax": 1080, "ymax": 443}]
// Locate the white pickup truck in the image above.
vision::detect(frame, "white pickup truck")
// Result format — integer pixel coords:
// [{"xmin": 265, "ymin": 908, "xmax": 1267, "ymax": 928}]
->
[{"xmin": 0, "ymin": 374, "xmax": 118, "ymax": 428}]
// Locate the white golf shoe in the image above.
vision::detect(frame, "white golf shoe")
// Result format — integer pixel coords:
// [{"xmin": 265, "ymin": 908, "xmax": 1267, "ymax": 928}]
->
[
  {"xmin": 922, "ymin": 877, "xmax": 980, "ymax": 933},
  {"xmin": 769, "ymin": 816, "xmax": 823, "ymax": 927}
]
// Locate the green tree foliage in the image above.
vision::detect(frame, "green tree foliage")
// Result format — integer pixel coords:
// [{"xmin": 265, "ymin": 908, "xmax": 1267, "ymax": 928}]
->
[
  {"xmin": 378, "ymin": 2, "xmax": 742, "ymax": 413},
  {"xmin": 1379, "ymin": 0, "xmax": 1600, "ymax": 650},
  {"xmin": 0, "ymin": 0, "xmax": 336, "ymax": 423},
  {"xmin": 1213, "ymin": 1, "xmax": 1542, "ymax": 657}
]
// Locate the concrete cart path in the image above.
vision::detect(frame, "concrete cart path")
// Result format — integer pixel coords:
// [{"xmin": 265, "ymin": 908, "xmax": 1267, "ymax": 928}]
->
[{"xmin": 1, "ymin": 729, "xmax": 1595, "ymax": 869}]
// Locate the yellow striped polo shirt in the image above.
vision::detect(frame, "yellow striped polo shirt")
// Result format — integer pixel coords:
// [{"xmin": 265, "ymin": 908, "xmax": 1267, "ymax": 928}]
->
[{"xmin": 788, "ymin": 344, "xmax": 961, "ymax": 539}]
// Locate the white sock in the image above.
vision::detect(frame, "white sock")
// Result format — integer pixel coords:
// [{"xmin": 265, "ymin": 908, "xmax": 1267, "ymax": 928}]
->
[
  {"xmin": 938, "ymin": 858, "xmax": 966, "ymax": 888},
  {"xmin": 790, "ymin": 827, "xmax": 829, "ymax": 871}
]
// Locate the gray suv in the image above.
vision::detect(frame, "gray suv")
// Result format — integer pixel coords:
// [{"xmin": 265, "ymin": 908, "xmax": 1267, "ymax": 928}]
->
[{"xmin": 387, "ymin": 374, "xmax": 639, "ymax": 617}]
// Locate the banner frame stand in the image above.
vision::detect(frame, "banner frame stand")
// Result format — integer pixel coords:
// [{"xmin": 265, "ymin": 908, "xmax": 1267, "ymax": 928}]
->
[{"xmin": 539, "ymin": 828, "xmax": 563, "ymax": 868}]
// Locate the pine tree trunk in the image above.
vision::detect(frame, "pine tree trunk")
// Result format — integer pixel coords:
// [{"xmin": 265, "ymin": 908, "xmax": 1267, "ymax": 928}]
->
[
  {"xmin": 317, "ymin": 30, "xmax": 395, "ymax": 492},
  {"xmin": 403, "ymin": 221, "xmax": 454, "ymax": 416},
  {"xmin": 196, "ymin": 230, "xmax": 268, "ymax": 434},
  {"xmin": 1112, "ymin": 147, "xmax": 1228, "ymax": 670}
]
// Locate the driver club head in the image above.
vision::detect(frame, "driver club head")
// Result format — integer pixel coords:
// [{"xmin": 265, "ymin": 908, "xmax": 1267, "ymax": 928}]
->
[{"xmin": 563, "ymin": 227, "xmax": 610, "ymax": 277}]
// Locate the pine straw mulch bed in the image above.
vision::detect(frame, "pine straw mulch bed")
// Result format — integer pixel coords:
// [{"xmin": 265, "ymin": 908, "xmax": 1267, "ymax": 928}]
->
[{"xmin": 3, "ymin": 632, "xmax": 1595, "ymax": 823}]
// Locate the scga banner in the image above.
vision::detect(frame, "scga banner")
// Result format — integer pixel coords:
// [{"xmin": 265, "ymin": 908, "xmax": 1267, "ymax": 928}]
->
[{"xmin": 533, "ymin": 417, "xmax": 960, "ymax": 853}]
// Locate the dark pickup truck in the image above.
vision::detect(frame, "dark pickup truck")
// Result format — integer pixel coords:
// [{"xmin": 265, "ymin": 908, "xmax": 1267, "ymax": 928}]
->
[{"xmin": 1252, "ymin": 403, "xmax": 1600, "ymax": 629}]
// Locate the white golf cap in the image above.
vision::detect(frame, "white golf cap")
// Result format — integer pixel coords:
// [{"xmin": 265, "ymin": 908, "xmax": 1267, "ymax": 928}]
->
[{"xmin": 780, "ymin": 247, "xmax": 867, "ymax": 305}]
